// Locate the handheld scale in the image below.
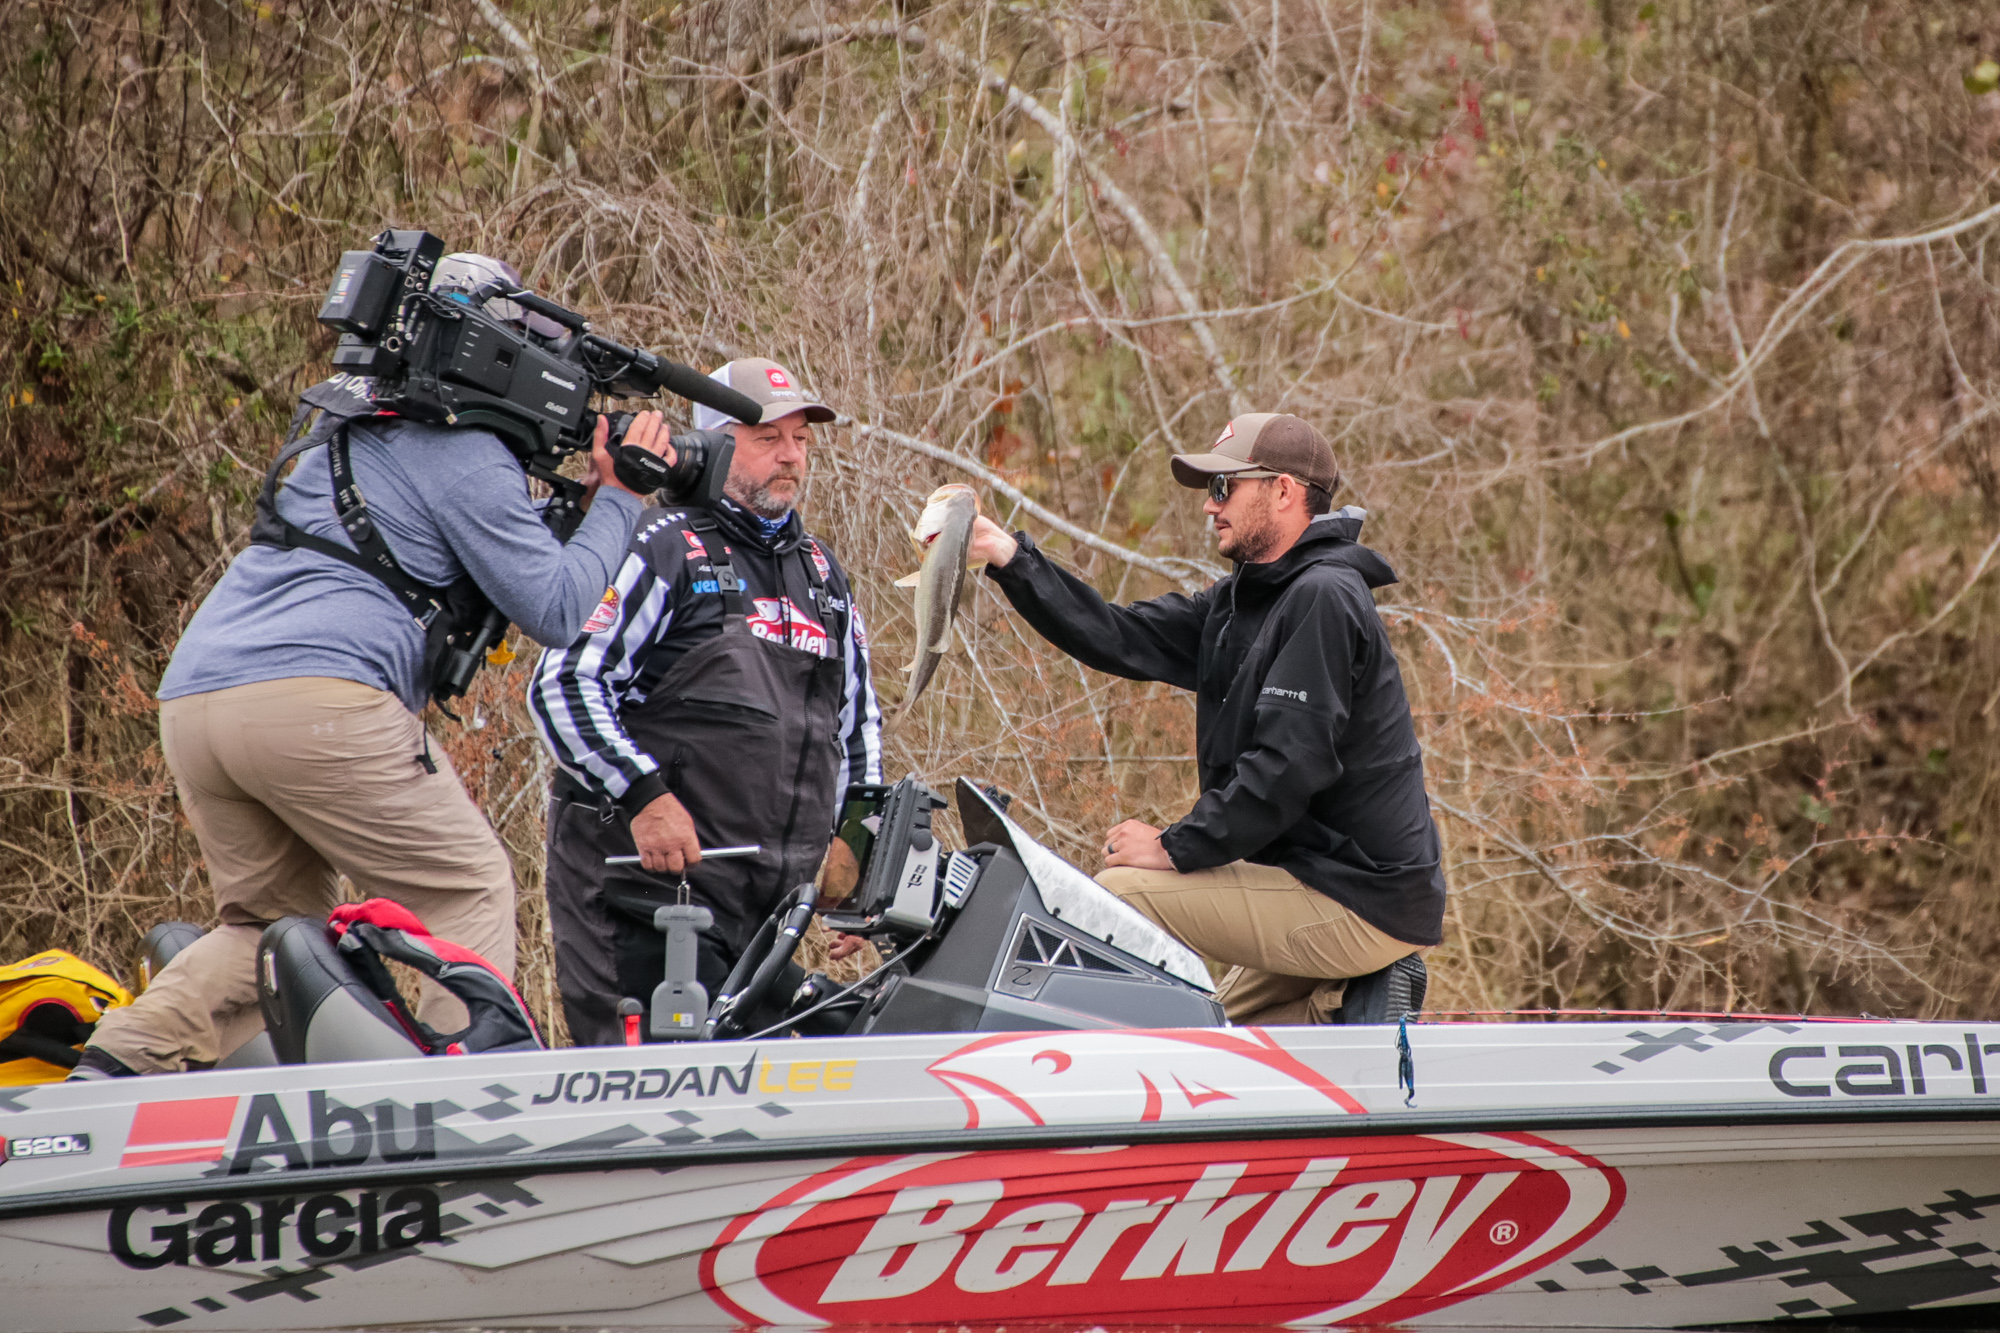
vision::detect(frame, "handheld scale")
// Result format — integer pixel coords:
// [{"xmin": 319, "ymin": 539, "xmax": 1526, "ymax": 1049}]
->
[
  {"xmin": 649, "ymin": 890, "xmax": 711, "ymax": 1042},
  {"xmin": 599, "ymin": 847, "xmax": 762, "ymax": 1041}
]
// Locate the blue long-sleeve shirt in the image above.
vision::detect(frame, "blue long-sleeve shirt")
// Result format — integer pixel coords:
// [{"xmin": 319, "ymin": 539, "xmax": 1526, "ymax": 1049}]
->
[{"xmin": 160, "ymin": 417, "xmax": 642, "ymax": 712}]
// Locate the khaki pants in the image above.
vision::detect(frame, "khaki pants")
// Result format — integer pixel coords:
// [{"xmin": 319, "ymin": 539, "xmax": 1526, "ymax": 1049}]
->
[
  {"xmin": 1097, "ymin": 861, "xmax": 1415, "ymax": 1025},
  {"xmin": 91, "ymin": 677, "xmax": 515, "ymax": 1073}
]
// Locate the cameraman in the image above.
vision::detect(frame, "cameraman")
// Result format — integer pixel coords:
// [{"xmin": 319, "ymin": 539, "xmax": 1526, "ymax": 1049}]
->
[
  {"xmin": 72, "ymin": 254, "xmax": 668, "ymax": 1079},
  {"xmin": 530, "ymin": 358, "xmax": 881, "ymax": 1045}
]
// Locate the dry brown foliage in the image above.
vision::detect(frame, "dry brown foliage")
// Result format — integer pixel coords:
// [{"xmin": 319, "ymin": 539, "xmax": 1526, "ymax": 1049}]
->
[{"xmin": 4, "ymin": 0, "xmax": 2000, "ymax": 1040}]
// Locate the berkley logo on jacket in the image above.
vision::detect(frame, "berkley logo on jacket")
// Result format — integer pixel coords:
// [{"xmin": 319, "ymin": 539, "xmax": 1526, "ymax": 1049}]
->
[{"xmin": 746, "ymin": 597, "xmax": 829, "ymax": 656}]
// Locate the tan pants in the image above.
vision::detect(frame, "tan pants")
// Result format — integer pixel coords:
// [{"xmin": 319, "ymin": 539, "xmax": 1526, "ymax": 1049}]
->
[
  {"xmin": 1097, "ymin": 861, "xmax": 1415, "ymax": 1025},
  {"xmin": 91, "ymin": 677, "xmax": 515, "ymax": 1073}
]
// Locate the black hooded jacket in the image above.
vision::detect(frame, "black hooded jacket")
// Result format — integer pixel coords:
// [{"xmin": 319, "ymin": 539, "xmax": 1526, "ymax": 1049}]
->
[{"xmin": 986, "ymin": 511, "xmax": 1446, "ymax": 946}]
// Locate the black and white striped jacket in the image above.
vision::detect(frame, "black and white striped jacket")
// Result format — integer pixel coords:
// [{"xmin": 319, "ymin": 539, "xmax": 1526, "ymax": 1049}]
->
[{"xmin": 529, "ymin": 498, "xmax": 883, "ymax": 813}]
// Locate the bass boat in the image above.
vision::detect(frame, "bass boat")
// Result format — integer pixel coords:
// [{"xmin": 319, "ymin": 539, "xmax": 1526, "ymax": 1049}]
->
[{"xmin": 2, "ymin": 779, "xmax": 1997, "ymax": 1330}]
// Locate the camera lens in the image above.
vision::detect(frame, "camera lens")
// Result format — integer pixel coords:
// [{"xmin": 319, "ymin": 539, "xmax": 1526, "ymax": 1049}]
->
[
  {"xmin": 603, "ymin": 421, "xmax": 734, "ymax": 505},
  {"xmin": 661, "ymin": 429, "xmax": 734, "ymax": 506}
]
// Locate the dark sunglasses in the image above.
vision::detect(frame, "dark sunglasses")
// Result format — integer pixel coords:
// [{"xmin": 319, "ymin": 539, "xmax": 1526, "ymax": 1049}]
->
[{"xmin": 1206, "ymin": 470, "xmax": 1282, "ymax": 503}]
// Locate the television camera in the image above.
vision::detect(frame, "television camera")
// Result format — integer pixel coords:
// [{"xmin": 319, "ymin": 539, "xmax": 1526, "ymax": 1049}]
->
[
  {"xmin": 310, "ymin": 229, "xmax": 767, "ymax": 702},
  {"xmin": 316, "ymin": 228, "xmax": 760, "ymax": 536}
]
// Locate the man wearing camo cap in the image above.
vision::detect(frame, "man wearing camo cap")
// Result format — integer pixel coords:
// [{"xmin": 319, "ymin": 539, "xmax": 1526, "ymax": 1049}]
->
[{"xmin": 968, "ymin": 412, "xmax": 1446, "ymax": 1025}]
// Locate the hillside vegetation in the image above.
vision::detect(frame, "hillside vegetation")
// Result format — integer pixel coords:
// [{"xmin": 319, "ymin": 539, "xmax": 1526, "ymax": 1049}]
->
[{"xmin": 4, "ymin": 0, "xmax": 2000, "ymax": 1036}]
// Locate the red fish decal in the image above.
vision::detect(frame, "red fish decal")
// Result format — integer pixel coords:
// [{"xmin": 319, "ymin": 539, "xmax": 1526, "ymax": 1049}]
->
[{"xmin": 925, "ymin": 1028, "xmax": 1365, "ymax": 1128}]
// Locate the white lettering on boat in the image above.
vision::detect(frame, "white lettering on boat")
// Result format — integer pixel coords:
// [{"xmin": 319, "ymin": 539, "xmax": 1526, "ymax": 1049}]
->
[{"xmin": 704, "ymin": 1134, "xmax": 1624, "ymax": 1325}]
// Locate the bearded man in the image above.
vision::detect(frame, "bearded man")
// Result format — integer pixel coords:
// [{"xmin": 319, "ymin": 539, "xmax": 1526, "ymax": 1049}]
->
[
  {"xmin": 966, "ymin": 413, "xmax": 1445, "ymax": 1024},
  {"xmin": 530, "ymin": 358, "xmax": 881, "ymax": 1044}
]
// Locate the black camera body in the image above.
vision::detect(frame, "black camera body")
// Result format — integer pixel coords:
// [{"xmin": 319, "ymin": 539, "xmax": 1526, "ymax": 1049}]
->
[
  {"xmin": 316, "ymin": 229, "xmax": 759, "ymax": 533},
  {"xmin": 298, "ymin": 228, "xmax": 767, "ymax": 707},
  {"xmin": 604, "ymin": 416, "xmax": 734, "ymax": 509}
]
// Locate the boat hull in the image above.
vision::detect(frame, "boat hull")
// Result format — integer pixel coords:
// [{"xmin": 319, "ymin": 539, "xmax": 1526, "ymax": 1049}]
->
[{"xmin": 4, "ymin": 1022, "xmax": 1998, "ymax": 1328}]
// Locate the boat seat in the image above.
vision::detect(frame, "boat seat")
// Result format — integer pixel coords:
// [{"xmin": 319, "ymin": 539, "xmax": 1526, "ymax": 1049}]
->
[
  {"xmin": 258, "ymin": 916, "xmax": 425, "ymax": 1065},
  {"xmin": 327, "ymin": 900, "xmax": 542, "ymax": 1055},
  {"xmin": 136, "ymin": 922, "xmax": 206, "ymax": 991},
  {"xmin": 138, "ymin": 921, "xmax": 280, "ymax": 1069}
]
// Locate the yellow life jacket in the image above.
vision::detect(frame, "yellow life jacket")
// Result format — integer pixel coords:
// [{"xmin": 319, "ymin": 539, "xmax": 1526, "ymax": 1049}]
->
[{"xmin": 0, "ymin": 951, "xmax": 134, "ymax": 1085}]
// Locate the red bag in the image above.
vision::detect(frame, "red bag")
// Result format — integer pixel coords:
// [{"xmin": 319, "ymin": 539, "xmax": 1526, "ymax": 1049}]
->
[{"xmin": 328, "ymin": 900, "xmax": 541, "ymax": 1055}]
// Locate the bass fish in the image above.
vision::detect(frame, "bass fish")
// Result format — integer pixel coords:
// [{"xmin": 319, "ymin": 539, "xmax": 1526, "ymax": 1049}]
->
[{"xmin": 893, "ymin": 483, "xmax": 981, "ymax": 707}]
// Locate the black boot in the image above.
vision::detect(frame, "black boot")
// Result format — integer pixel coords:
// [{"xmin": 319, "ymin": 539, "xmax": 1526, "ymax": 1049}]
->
[
  {"xmin": 65, "ymin": 1047, "xmax": 139, "ymax": 1081},
  {"xmin": 1333, "ymin": 954, "xmax": 1428, "ymax": 1025}
]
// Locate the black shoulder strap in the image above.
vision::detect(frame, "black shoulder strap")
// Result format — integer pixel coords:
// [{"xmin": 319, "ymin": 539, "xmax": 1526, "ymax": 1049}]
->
[
  {"xmin": 247, "ymin": 401, "xmax": 332, "ymax": 545},
  {"xmin": 318, "ymin": 430, "xmax": 452, "ymax": 628},
  {"xmin": 250, "ymin": 418, "xmax": 448, "ymax": 629},
  {"xmin": 688, "ymin": 512, "xmax": 747, "ymax": 620},
  {"xmin": 792, "ymin": 533, "xmax": 836, "ymax": 650},
  {"xmin": 250, "ymin": 418, "xmax": 450, "ymax": 624},
  {"xmin": 248, "ymin": 379, "xmax": 375, "ymax": 543},
  {"xmin": 796, "ymin": 534, "xmax": 828, "ymax": 594},
  {"xmin": 244, "ymin": 389, "xmax": 500, "ymax": 723}
]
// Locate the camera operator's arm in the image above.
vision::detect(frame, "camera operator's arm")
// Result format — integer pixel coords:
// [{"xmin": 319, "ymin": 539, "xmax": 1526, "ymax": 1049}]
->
[{"xmin": 436, "ymin": 413, "xmax": 668, "ymax": 648}]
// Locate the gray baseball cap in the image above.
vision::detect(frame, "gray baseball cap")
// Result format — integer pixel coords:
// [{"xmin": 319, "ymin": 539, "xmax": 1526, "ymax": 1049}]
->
[
  {"xmin": 430, "ymin": 252, "xmax": 568, "ymax": 340},
  {"xmin": 691, "ymin": 358, "xmax": 836, "ymax": 430}
]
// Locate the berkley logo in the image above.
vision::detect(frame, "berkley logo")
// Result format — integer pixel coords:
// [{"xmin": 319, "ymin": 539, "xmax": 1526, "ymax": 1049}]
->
[
  {"xmin": 702, "ymin": 1135, "xmax": 1623, "ymax": 1325},
  {"xmin": 747, "ymin": 597, "xmax": 829, "ymax": 657},
  {"xmin": 704, "ymin": 1030, "xmax": 1621, "ymax": 1323}
]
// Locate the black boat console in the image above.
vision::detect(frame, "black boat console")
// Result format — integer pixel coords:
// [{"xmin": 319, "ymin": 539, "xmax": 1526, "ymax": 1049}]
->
[
  {"xmin": 849, "ymin": 832, "xmax": 1225, "ymax": 1033},
  {"xmin": 705, "ymin": 777, "xmax": 1226, "ymax": 1040}
]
